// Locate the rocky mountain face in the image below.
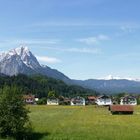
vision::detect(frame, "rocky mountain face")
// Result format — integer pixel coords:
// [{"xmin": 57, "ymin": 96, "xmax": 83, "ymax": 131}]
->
[
  {"xmin": 0, "ymin": 46, "xmax": 71, "ymax": 83},
  {"xmin": 0, "ymin": 47, "xmax": 35, "ymax": 76}
]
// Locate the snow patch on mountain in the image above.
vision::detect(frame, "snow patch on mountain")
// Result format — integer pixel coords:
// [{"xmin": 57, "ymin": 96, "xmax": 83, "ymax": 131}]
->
[{"xmin": 98, "ymin": 75, "xmax": 140, "ymax": 81}]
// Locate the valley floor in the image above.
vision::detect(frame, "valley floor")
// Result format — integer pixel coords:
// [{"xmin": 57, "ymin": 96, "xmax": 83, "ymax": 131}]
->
[{"xmin": 28, "ymin": 105, "xmax": 140, "ymax": 140}]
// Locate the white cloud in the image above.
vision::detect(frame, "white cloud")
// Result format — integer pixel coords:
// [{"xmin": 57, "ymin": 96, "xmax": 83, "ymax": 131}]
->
[
  {"xmin": 44, "ymin": 46, "xmax": 101, "ymax": 54},
  {"xmin": 31, "ymin": 20, "xmax": 140, "ymax": 28},
  {"xmin": 0, "ymin": 38, "xmax": 60, "ymax": 47},
  {"xmin": 98, "ymin": 35, "xmax": 109, "ymax": 40},
  {"xmin": 78, "ymin": 37, "xmax": 98, "ymax": 45},
  {"xmin": 67, "ymin": 47, "xmax": 101, "ymax": 54},
  {"xmin": 36, "ymin": 56, "xmax": 61, "ymax": 64},
  {"xmin": 77, "ymin": 35, "xmax": 109, "ymax": 45},
  {"xmin": 120, "ymin": 26, "xmax": 134, "ymax": 33}
]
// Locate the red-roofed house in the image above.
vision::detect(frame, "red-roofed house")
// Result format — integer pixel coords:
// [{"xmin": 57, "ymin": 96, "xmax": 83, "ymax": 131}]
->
[
  {"xmin": 87, "ymin": 96, "xmax": 96, "ymax": 105},
  {"xmin": 23, "ymin": 95, "xmax": 35, "ymax": 104}
]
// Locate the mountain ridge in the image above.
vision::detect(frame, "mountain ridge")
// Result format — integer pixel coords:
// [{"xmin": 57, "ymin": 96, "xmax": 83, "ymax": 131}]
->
[
  {"xmin": 1, "ymin": 46, "xmax": 140, "ymax": 94},
  {"xmin": 73, "ymin": 79, "xmax": 140, "ymax": 94}
]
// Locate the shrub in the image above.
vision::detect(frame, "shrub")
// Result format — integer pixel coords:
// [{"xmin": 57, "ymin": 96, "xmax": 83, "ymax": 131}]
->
[
  {"xmin": 36, "ymin": 98, "xmax": 47, "ymax": 105},
  {"xmin": 0, "ymin": 86, "xmax": 31, "ymax": 139}
]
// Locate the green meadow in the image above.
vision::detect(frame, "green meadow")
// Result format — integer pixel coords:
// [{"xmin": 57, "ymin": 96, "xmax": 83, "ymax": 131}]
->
[{"xmin": 28, "ymin": 105, "xmax": 140, "ymax": 140}]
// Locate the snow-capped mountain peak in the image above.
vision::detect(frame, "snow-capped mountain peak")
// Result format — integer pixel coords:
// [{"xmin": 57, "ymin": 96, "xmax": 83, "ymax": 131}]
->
[
  {"xmin": 98, "ymin": 75, "xmax": 140, "ymax": 81},
  {"xmin": 15, "ymin": 46, "xmax": 30, "ymax": 56},
  {"xmin": 0, "ymin": 46, "xmax": 41, "ymax": 75},
  {"xmin": 105, "ymin": 75, "xmax": 114, "ymax": 80},
  {"xmin": 98, "ymin": 75, "xmax": 121, "ymax": 80},
  {"xmin": 0, "ymin": 46, "xmax": 30, "ymax": 59}
]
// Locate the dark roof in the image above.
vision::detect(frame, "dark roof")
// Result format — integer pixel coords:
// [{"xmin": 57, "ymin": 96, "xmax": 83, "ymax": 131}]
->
[
  {"xmin": 23, "ymin": 95, "xmax": 35, "ymax": 100},
  {"xmin": 64, "ymin": 98, "xmax": 71, "ymax": 101},
  {"xmin": 110, "ymin": 105, "xmax": 134, "ymax": 112},
  {"xmin": 88, "ymin": 96, "xmax": 96, "ymax": 100},
  {"xmin": 121, "ymin": 96, "xmax": 136, "ymax": 99},
  {"xmin": 47, "ymin": 97, "xmax": 58, "ymax": 100},
  {"xmin": 97, "ymin": 95, "xmax": 110, "ymax": 99},
  {"xmin": 71, "ymin": 96, "xmax": 85, "ymax": 101}
]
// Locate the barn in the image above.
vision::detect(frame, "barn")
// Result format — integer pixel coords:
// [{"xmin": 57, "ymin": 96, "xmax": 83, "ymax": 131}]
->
[{"xmin": 109, "ymin": 105, "xmax": 134, "ymax": 114}]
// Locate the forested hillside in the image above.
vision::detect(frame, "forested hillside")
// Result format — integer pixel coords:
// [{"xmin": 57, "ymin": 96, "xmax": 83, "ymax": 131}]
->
[{"xmin": 0, "ymin": 74, "xmax": 98, "ymax": 98}]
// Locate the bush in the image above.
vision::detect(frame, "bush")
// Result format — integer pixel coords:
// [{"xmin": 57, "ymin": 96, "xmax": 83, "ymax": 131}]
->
[
  {"xmin": 36, "ymin": 98, "xmax": 47, "ymax": 105},
  {"xmin": 0, "ymin": 86, "xmax": 31, "ymax": 139},
  {"xmin": 137, "ymin": 98, "xmax": 140, "ymax": 105}
]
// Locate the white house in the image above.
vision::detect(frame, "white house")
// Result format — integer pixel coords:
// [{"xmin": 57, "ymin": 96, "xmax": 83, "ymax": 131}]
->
[
  {"xmin": 95, "ymin": 95, "xmax": 112, "ymax": 106},
  {"xmin": 47, "ymin": 97, "xmax": 59, "ymax": 105},
  {"xmin": 71, "ymin": 96, "xmax": 85, "ymax": 106},
  {"xmin": 35, "ymin": 98, "xmax": 39, "ymax": 102},
  {"xmin": 120, "ymin": 96, "xmax": 137, "ymax": 105}
]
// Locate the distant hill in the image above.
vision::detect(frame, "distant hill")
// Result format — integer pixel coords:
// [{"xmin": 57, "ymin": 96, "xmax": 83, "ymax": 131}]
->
[{"xmin": 73, "ymin": 79, "xmax": 140, "ymax": 94}]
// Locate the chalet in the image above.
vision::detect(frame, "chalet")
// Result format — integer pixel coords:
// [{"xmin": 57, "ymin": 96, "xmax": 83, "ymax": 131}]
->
[
  {"xmin": 95, "ymin": 95, "xmax": 112, "ymax": 106},
  {"xmin": 109, "ymin": 105, "xmax": 134, "ymax": 114},
  {"xmin": 87, "ymin": 96, "xmax": 96, "ymax": 105},
  {"xmin": 71, "ymin": 96, "xmax": 85, "ymax": 106},
  {"xmin": 59, "ymin": 96, "xmax": 71, "ymax": 105},
  {"xmin": 120, "ymin": 96, "xmax": 137, "ymax": 105},
  {"xmin": 23, "ymin": 95, "xmax": 35, "ymax": 104},
  {"xmin": 47, "ymin": 97, "xmax": 59, "ymax": 105}
]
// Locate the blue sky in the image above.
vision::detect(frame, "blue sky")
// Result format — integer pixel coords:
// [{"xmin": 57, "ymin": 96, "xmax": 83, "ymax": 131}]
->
[{"xmin": 0, "ymin": 0, "xmax": 140, "ymax": 79}]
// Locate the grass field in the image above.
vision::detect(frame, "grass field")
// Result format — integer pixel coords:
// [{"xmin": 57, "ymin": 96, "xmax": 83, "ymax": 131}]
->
[{"xmin": 28, "ymin": 105, "xmax": 140, "ymax": 140}]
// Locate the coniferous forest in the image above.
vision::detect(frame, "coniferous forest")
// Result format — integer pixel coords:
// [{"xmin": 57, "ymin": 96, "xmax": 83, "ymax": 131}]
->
[{"xmin": 0, "ymin": 74, "xmax": 98, "ymax": 98}]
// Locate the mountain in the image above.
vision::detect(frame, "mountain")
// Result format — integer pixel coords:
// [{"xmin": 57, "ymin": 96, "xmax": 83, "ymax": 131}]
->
[
  {"xmin": 73, "ymin": 78, "xmax": 140, "ymax": 94},
  {"xmin": 1, "ymin": 47, "xmax": 140, "ymax": 94},
  {"xmin": 97, "ymin": 74, "xmax": 140, "ymax": 81},
  {"xmin": 0, "ymin": 46, "xmax": 71, "ymax": 83}
]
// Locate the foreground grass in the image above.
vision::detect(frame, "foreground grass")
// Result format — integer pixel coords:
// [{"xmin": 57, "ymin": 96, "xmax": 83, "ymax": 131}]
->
[{"xmin": 28, "ymin": 105, "xmax": 140, "ymax": 140}]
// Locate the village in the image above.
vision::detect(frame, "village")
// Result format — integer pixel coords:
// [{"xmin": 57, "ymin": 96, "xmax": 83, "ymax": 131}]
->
[{"xmin": 24, "ymin": 94, "xmax": 138, "ymax": 114}]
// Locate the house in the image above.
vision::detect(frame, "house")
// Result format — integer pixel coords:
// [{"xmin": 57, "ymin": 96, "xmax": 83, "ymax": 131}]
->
[
  {"xmin": 120, "ymin": 96, "xmax": 137, "ymax": 105},
  {"xmin": 71, "ymin": 96, "xmax": 85, "ymax": 106},
  {"xmin": 47, "ymin": 97, "xmax": 59, "ymax": 105},
  {"xmin": 35, "ymin": 97, "xmax": 39, "ymax": 102},
  {"xmin": 111, "ymin": 96, "xmax": 119, "ymax": 105},
  {"xmin": 109, "ymin": 105, "xmax": 134, "ymax": 114},
  {"xmin": 95, "ymin": 95, "xmax": 112, "ymax": 106},
  {"xmin": 59, "ymin": 96, "xmax": 71, "ymax": 105},
  {"xmin": 23, "ymin": 95, "xmax": 35, "ymax": 104},
  {"xmin": 87, "ymin": 96, "xmax": 96, "ymax": 105}
]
